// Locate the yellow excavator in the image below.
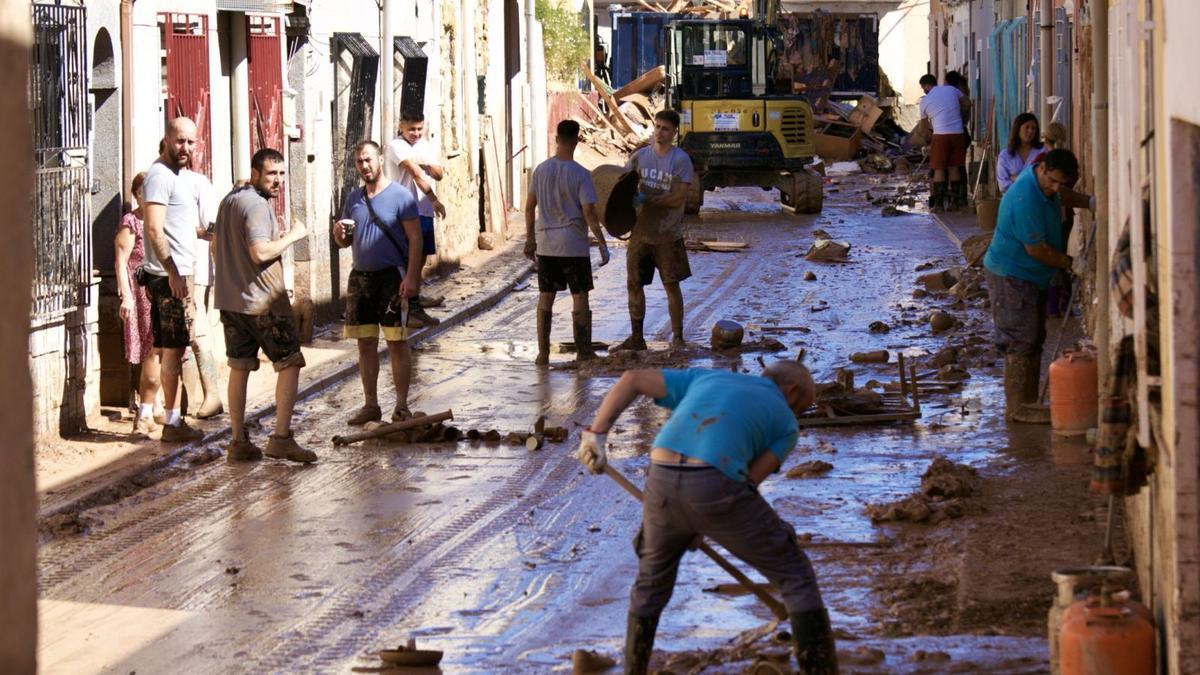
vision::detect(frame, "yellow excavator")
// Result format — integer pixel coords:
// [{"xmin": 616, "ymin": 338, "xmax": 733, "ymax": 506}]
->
[{"xmin": 665, "ymin": 0, "xmax": 823, "ymax": 214}]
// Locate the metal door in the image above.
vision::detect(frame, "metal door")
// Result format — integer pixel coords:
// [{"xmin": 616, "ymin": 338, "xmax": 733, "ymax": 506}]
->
[
  {"xmin": 160, "ymin": 13, "xmax": 212, "ymax": 177},
  {"xmin": 247, "ymin": 15, "xmax": 285, "ymax": 221},
  {"xmin": 1053, "ymin": 7, "xmax": 1072, "ymax": 130}
]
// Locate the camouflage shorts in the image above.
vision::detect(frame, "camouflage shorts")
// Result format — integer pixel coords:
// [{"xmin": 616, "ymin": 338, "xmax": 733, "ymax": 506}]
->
[
  {"xmin": 147, "ymin": 274, "xmax": 195, "ymax": 349},
  {"xmin": 220, "ymin": 309, "xmax": 306, "ymax": 372},
  {"xmin": 343, "ymin": 268, "xmax": 408, "ymax": 342}
]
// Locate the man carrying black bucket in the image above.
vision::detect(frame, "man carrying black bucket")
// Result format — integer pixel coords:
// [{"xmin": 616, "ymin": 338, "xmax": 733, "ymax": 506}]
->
[
  {"xmin": 524, "ymin": 120, "xmax": 610, "ymax": 366},
  {"xmin": 612, "ymin": 110, "xmax": 695, "ymax": 352}
]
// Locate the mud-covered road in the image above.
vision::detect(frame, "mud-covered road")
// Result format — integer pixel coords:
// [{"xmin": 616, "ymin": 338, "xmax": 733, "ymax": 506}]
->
[{"xmin": 39, "ymin": 173, "xmax": 1109, "ymax": 673}]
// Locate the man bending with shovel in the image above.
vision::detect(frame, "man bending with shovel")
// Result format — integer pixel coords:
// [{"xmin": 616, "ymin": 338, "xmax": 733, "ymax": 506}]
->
[{"xmin": 578, "ymin": 362, "xmax": 838, "ymax": 674}]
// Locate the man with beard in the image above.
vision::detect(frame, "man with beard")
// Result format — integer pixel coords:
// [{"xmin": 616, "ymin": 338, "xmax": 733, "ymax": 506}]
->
[
  {"xmin": 141, "ymin": 117, "xmax": 208, "ymax": 442},
  {"xmin": 334, "ymin": 141, "xmax": 423, "ymax": 424},
  {"xmin": 212, "ymin": 148, "xmax": 314, "ymax": 463}
]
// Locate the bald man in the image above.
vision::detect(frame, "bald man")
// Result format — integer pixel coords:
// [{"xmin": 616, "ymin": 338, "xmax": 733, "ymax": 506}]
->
[
  {"xmin": 578, "ymin": 362, "xmax": 838, "ymax": 675},
  {"xmin": 141, "ymin": 117, "xmax": 209, "ymax": 443}
]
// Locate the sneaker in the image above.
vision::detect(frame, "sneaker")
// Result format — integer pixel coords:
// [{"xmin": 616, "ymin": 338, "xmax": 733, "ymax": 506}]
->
[
  {"xmin": 610, "ymin": 335, "xmax": 648, "ymax": 352},
  {"xmin": 348, "ymin": 404, "xmax": 382, "ymax": 426},
  {"xmin": 391, "ymin": 406, "xmax": 413, "ymax": 422},
  {"xmin": 265, "ymin": 432, "xmax": 317, "ymax": 463},
  {"xmin": 226, "ymin": 436, "xmax": 263, "ymax": 462},
  {"xmin": 131, "ymin": 416, "xmax": 159, "ymax": 438},
  {"xmin": 407, "ymin": 305, "xmax": 441, "ymax": 328},
  {"xmin": 161, "ymin": 419, "xmax": 205, "ymax": 443}
]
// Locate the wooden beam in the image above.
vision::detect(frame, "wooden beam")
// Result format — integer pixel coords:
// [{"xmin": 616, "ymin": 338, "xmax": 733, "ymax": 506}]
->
[
  {"xmin": 582, "ymin": 66, "xmax": 636, "ymax": 136},
  {"xmin": 611, "ymin": 66, "xmax": 666, "ymax": 100}
]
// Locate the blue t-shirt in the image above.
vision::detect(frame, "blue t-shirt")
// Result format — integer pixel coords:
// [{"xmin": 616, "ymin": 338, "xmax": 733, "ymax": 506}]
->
[
  {"xmin": 983, "ymin": 166, "xmax": 1064, "ymax": 289},
  {"xmin": 652, "ymin": 369, "xmax": 799, "ymax": 482},
  {"xmin": 341, "ymin": 182, "xmax": 420, "ymax": 272}
]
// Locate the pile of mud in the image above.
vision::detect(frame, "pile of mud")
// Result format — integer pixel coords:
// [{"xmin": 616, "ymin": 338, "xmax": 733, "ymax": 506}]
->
[{"xmin": 866, "ymin": 457, "xmax": 980, "ymax": 525}]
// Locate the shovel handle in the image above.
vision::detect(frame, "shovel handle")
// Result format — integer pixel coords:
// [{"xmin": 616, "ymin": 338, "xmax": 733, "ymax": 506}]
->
[{"xmin": 600, "ymin": 464, "xmax": 789, "ymax": 621}]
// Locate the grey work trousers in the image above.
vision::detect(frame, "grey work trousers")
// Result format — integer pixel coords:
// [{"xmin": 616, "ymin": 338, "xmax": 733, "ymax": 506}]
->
[
  {"xmin": 985, "ymin": 270, "xmax": 1047, "ymax": 357},
  {"xmin": 628, "ymin": 464, "xmax": 825, "ymax": 618}
]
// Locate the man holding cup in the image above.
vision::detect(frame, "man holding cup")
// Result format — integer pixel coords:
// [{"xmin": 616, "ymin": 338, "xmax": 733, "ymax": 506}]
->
[{"xmin": 333, "ymin": 141, "xmax": 423, "ymax": 425}]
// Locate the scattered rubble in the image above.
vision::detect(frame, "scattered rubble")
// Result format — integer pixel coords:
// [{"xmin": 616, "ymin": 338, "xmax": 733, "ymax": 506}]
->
[
  {"xmin": 929, "ymin": 310, "xmax": 956, "ymax": 333},
  {"xmin": 786, "ymin": 460, "xmax": 834, "ymax": 478},
  {"xmin": 571, "ymin": 649, "xmax": 616, "ymax": 673},
  {"xmin": 804, "ymin": 239, "xmax": 851, "ymax": 262},
  {"xmin": 850, "ymin": 350, "xmax": 889, "ymax": 364},
  {"xmin": 804, "ymin": 271, "xmax": 817, "ymax": 281},
  {"xmin": 867, "ymin": 457, "xmax": 980, "ymax": 524},
  {"xmin": 868, "ymin": 320, "xmax": 890, "ymax": 333},
  {"xmin": 961, "ymin": 232, "xmax": 993, "ymax": 267}
]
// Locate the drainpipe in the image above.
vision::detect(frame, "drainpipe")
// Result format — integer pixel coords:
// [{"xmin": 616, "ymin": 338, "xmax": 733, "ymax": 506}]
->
[
  {"xmin": 1092, "ymin": 0, "xmax": 1111, "ymax": 403},
  {"xmin": 525, "ymin": 0, "xmax": 537, "ymax": 171},
  {"xmin": 381, "ymin": 0, "xmax": 396, "ymax": 142},
  {"xmin": 230, "ymin": 14, "xmax": 251, "ymax": 182},
  {"xmin": 120, "ymin": 0, "xmax": 134, "ymax": 206},
  {"xmin": 1039, "ymin": 0, "xmax": 1054, "ymax": 124}
]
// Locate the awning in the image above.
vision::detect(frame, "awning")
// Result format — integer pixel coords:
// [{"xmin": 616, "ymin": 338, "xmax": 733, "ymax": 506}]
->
[{"xmin": 215, "ymin": 0, "xmax": 291, "ymax": 14}]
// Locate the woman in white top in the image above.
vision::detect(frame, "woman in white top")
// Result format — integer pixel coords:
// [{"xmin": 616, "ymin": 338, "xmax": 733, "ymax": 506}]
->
[{"xmin": 995, "ymin": 112, "xmax": 1047, "ymax": 193}]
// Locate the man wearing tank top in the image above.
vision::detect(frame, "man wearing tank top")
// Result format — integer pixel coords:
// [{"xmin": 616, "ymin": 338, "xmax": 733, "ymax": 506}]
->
[{"xmin": 612, "ymin": 110, "xmax": 695, "ymax": 353}]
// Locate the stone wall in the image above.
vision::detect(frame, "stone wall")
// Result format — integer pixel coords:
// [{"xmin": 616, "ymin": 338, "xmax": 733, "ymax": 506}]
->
[{"xmin": 31, "ymin": 278, "xmax": 102, "ymax": 439}]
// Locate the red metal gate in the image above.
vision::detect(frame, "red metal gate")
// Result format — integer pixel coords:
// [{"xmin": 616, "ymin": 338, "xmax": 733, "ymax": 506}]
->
[
  {"xmin": 160, "ymin": 13, "xmax": 212, "ymax": 178},
  {"xmin": 247, "ymin": 15, "xmax": 286, "ymax": 222}
]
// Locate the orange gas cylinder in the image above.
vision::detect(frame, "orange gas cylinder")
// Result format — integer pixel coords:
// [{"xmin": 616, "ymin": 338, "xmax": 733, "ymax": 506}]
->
[
  {"xmin": 1049, "ymin": 350, "xmax": 1099, "ymax": 436},
  {"xmin": 1060, "ymin": 600, "xmax": 1155, "ymax": 675}
]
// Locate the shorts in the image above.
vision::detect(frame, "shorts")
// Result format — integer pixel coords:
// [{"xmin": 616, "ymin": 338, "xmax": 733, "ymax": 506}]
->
[
  {"xmin": 419, "ymin": 215, "xmax": 436, "ymax": 256},
  {"xmin": 929, "ymin": 133, "xmax": 968, "ymax": 170},
  {"xmin": 147, "ymin": 274, "xmax": 195, "ymax": 350},
  {"xmin": 536, "ymin": 255, "xmax": 594, "ymax": 294},
  {"xmin": 221, "ymin": 309, "xmax": 306, "ymax": 372},
  {"xmin": 627, "ymin": 238, "xmax": 692, "ymax": 288},
  {"xmin": 343, "ymin": 268, "xmax": 408, "ymax": 342}
]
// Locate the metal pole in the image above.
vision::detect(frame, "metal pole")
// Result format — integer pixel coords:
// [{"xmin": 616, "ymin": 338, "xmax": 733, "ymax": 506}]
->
[
  {"xmin": 381, "ymin": 0, "xmax": 396, "ymax": 143},
  {"xmin": 1040, "ymin": 0, "xmax": 1054, "ymax": 124},
  {"xmin": 1091, "ymin": 0, "xmax": 1111, "ymax": 415},
  {"xmin": 230, "ymin": 14, "xmax": 251, "ymax": 182}
]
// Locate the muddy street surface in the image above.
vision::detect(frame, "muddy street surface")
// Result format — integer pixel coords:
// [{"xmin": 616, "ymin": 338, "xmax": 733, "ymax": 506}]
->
[{"xmin": 39, "ymin": 173, "xmax": 1108, "ymax": 673}]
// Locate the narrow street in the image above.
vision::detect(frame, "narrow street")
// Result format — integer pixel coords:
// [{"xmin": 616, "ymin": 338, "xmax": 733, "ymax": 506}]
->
[{"xmin": 38, "ymin": 174, "xmax": 1105, "ymax": 673}]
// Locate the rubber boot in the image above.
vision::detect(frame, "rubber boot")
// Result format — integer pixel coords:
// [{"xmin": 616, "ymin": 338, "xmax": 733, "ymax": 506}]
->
[
  {"xmin": 535, "ymin": 309, "xmax": 552, "ymax": 366},
  {"xmin": 929, "ymin": 182, "xmax": 947, "ymax": 213},
  {"xmin": 790, "ymin": 608, "xmax": 839, "ymax": 675},
  {"xmin": 193, "ymin": 347, "xmax": 224, "ymax": 419},
  {"xmin": 949, "ymin": 180, "xmax": 967, "ymax": 211},
  {"xmin": 623, "ymin": 613, "xmax": 659, "ymax": 675},
  {"xmin": 1004, "ymin": 354, "xmax": 1050, "ymax": 424},
  {"xmin": 572, "ymin": 310, "xmax": 597, "ymax": 361}
]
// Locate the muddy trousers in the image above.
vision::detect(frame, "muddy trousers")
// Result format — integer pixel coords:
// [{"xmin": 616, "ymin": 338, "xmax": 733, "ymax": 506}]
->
[{"xmin": 628, "ymin": 464, "xmax": 825, "ymax": 618}]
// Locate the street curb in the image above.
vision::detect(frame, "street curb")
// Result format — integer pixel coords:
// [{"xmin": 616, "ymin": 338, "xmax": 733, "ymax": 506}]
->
[
  {"xmin": 930, "ymin": 212, "xmax": 964, "ymax": 248},
  {"xmin": 39, "ymin": 258, "xmax": 535, "ymax": 524}
]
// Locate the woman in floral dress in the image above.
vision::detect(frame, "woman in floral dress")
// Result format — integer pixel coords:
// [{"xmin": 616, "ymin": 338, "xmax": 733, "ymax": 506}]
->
[{"xmin": 114, "ymin": 172, "xmax": 161, "ymax": 436}]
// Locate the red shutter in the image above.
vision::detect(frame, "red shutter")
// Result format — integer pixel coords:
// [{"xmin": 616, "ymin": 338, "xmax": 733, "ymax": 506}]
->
[
  {"xmin": 247, "ymin": 15, "xmax": 286, "ymax": 223},
  {"xmin": 160, "ymin": 13, "xmax": 213, "ymax": 178}
]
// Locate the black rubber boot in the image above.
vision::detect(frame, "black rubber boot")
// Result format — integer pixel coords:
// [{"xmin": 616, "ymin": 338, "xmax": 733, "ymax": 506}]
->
[
  {"xmin": 930, "ymin": 182, "xmax": 948, "ymax": 213},
  {"xmin": 535, "ymin": 310, "xmax": 552, "ymax": 366},
  {"xmin": 572, "ymin": 310, "xmax": 597, "ymax": 361},
  {"xmin": 623, "ymin": 613, "xmax": 659, "ymax": 675},
  {"xmin": 790, "ymin": 608, "xmax": 839, "ymax": 675},
  {"xmin": 955, "ymin": 180, "xmax": 969, "ymax": 210}
]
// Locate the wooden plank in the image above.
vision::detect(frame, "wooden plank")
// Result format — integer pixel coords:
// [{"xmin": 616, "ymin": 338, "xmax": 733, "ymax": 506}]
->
[
  {"xmin": 582, "ymin": 66, "xmax": 636, "ymax": 136},
  {"xmin": 576, "ymin": 95, "xmax": 612, "ymax": 129},
  {"xmin": 612, "ymin": 66, "xmax": 667, "ymax": 100},
  {"xmin": 796, "ymin": 411, "xmax": 920, "ymax": 428}
]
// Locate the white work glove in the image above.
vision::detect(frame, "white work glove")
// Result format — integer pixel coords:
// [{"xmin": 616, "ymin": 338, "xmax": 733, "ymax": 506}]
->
[{"xmin": 577, "ymin": 429, "xmax": 608, "ymax": 474}]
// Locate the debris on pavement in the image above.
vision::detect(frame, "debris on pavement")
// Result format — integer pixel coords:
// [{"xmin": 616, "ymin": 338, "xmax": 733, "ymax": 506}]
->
[
  {"xmin": 960, "ymin": 232, "xmax": 993, "ymax": 267},
  {"xmin": 866, "ymin": 457, "xmax": 980, "ymax": 524},
  {"xmin": 868, "ymin": 320, "xmax": 890, "ymax": 333},
  {"xmin": 571, "ymin": 648, "xmax": 616, "ymax": 673},
  {"xmin": 804, "ymin": 238, "xmax": 851, "ymax": 262},
  {"xmin": 929, "ymin": 310, "xmax": 956, "ymax": 333},
  {"xmin": 711, "ymin": 319, "xmax": 745, "ymax": 350},
  {"xmin": 850, "ymin": 350, "xmax": 890, "ymax": 364},
  {"xmin": 804, "ymin": 271, "xmax": 817, "ymax": 281},
  {"xmin": 786, "ymin": 460, "xmax": 834, "ymax": 478}
]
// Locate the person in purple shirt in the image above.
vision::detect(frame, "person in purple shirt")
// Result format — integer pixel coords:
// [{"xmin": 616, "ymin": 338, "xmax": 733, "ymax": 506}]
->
[{"xmin": 996, "ymin": 113, "xmax": 1047, "ymax": 193}]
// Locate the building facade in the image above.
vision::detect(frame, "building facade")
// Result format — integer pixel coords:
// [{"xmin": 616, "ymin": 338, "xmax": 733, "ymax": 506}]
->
[{"xmin": 28, "ymin": 0, "xmax": 540, "ymax": 441}]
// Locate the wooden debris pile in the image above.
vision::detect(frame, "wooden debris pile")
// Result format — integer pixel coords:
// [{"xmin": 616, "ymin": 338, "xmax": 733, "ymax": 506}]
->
[{"xmin": 577, "ymin": 65, "xmax": 666, "ymax": 155}]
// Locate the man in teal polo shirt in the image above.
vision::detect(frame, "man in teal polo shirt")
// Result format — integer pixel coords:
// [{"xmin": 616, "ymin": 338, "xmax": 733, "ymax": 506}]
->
[
  {"xmin": 983, "ymin": 148, "xmax": 1078, "ymax": 423},
  {"xmin": 577, "ymin": 362, "xmax": 837, "ymax": 674}
]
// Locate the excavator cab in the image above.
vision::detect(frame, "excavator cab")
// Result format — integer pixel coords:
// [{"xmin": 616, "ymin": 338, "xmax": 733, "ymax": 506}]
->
[{"xmin": 665, "ymin": 16, "xmax": 822, "ymax": 214}]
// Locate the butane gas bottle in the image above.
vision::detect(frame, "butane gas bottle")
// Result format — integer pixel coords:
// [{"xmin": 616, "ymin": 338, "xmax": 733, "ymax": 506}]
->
[
  {"xmin": 1060, "ymin": 592, "xmax": 1155, "ymax": 675},
  {"xmin": 1049, "ymin": 349, "xmax": 1099, "ymax": 436}
]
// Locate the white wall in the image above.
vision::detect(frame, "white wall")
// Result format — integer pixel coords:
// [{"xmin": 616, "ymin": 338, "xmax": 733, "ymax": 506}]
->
[{"xmin": 879, "ymin": 0, "xmax": 930, "ymax": 106}]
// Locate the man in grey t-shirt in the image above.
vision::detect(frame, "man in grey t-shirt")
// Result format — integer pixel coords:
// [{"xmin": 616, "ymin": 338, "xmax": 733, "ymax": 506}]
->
[
  {"xmin": 612, "ymin": 110, "xmax": 695, "ymax": 352},
  {"xmin": 213, "ymin": 148, "xmax": 314, "ymax": 464},
  {"xmin": 524, "ymin": 120, "xmax": 610, "ymax": 365},
  {"xmin": 142, "ymin": 117, "xmax": 208, "ymax": 443}
]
